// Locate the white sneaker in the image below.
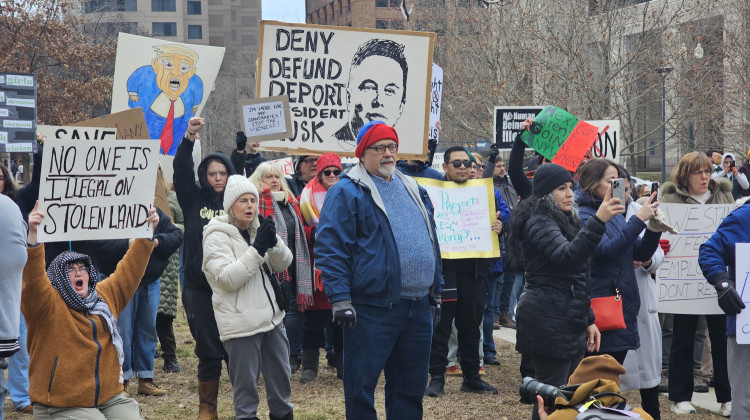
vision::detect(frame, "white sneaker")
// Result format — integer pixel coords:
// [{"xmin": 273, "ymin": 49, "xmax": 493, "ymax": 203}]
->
[
  {"xmin": 719, "ymin": 402, "xmax": 731, "ymax": 417},
  {"xmin": 671, "ymin": 401, "xmax": 696, "ymax": 414}
]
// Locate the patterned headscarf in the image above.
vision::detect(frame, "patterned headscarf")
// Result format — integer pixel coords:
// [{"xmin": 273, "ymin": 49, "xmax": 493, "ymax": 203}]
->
[{"xmin": 47, "ymin": 251, "xmax": 125, "ymax": 383}]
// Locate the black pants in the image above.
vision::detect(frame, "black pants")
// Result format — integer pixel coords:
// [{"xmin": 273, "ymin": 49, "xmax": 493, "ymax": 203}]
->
[
  {"xmin": 668, "ymin": 313, "xmax": 731, "ymax": 403},
  {"xmin": 586, "ymin": 349, "xmax": 628, "ymax": 365},
  {"xmin": 183, "ymin": 287, "xmax": 228, "ymax": 381},
  {"xmin": 640, "ymin": 385, "xmax": 661, "ymax": 420},
  {"xmin": 155, "ymin": 313, "xmax": 177, "ymax": 359},
  {"xmin": 529, "ymin": 351, "xmax": 584, "ymax": 420},
  {"xmin": 429, "ymin": 267, "xmax": 487, "ymax": 378},
  {"xmin": 302, "ymin": 309, "xmax": 342, "ymax": 353}
]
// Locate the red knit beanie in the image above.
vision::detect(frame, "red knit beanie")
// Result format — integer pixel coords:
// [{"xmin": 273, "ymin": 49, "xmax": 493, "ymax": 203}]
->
[
  {"xmin": 316, "ymin": 153, "xmax": 342, "ymax": 177},
  {"xmin": 354, "ymin": 121, "xmax": 399, "ymax": 158}
]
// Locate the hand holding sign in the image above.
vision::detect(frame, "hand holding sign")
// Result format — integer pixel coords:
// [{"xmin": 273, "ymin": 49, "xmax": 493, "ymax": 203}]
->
[
  {"xmin": 27, "ymin": 201, "xmax": 44, "ymax": 246},
  {"xmin": 491, "ymin": 211, "xmax": 502, "ymax": 234}
]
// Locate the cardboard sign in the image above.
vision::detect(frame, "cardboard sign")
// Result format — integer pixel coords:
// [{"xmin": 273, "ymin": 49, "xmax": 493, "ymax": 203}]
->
[
  {"xmin": 111, "ymin": 33, "xmax": 226, "ymax": 155},
  {"xmin": 257, "ymin": 21, "xmax": 435, "ymax": 159},
  {"xmin": 239, "ymin": 95, "xmax": 293, "ymax": 141},
  {"xmin": 415, "ymin": 177, "xmax": 499, "ymax": 259},
  {"xmin": 37, "ymin": 138, "xmax": 160, "ymax": 242},
  {"xmin": 519, "ymin": 106, "xmax": 599, "ymax": 172},
  {"xmin": 73, "ymin": 108, "xmax": 149, "ymax": 140},
  {"xmin": 0, "ymin": 72, "xmax": 37, "ymax": 153},
  {"xmin": 657, "ymin": 203, "xmax": 736, "ymax": 315},
  {"xmin": 735, "ymin": 243, "xmax": 750, "ymax": 343},
  {"xmin": 494, "ymin": 106, "xmax": 543, "ymax": 150},
  {"xmin": 429, "ymin": 63, "xmax": 443, "ymax": 143},
  {"xmin": 589, "ymin": 120, "xmax": 621, "ymax": 162}
]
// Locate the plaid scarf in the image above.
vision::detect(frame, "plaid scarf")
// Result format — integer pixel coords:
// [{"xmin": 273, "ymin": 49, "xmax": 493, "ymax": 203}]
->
[
  {"xmin": 258, "ymin": 189, "xmax": 314, "ymax": 308},
  {"xmin": 47, "ymin": 251, "xmax": 125, "ymax": 383}
]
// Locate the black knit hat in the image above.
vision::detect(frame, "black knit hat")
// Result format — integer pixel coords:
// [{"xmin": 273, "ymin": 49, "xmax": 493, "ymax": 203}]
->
[{"xmin": 532, "ymin": 163, "xmax": 573, "ymax": 198}]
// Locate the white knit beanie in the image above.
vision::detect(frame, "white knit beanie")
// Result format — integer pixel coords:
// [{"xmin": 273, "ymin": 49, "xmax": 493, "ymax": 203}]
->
[{"xmin": 223, "ymin": 175, "xmax": 259, "ymax": 213}]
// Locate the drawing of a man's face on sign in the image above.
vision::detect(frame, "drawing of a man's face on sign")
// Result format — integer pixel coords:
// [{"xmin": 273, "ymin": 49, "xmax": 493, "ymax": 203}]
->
[
  {"xmin": 334, "ymin": 39, "xmax": 408, "ymax": 145},
  {"xmin": 152, "ymin": 46, "xmax": 198, "ymax": 101}
]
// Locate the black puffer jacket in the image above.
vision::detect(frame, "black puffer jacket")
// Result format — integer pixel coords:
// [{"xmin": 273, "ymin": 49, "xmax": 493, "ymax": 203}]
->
[{"xmin": 515, "ymin": 207, "xmax": 606, "ymax": 360}]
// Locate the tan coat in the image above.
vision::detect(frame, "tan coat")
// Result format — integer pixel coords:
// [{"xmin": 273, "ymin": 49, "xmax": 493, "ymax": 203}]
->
[{"xmin": 659, "ymin": 178, "xmax": 734, "ymax": 204}]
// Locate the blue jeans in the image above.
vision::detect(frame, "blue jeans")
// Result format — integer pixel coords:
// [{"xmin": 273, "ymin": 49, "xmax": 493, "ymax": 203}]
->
[
  {"xmin": 118, "ymin": 279, "xmax": 161, "ymax": 380},
  {"xmin": 344, "ymin": 298, "xmax": 432, "ymax": 420},
  {"xmin": 284, "ymin": 311, "xmax": 304, "ymax": 357},
  {"xmin": 8, "ymin": 312, "xmax": 30, "ymax": 410},
  {"xmin": 509, "ymin": 273, "xmax": 524, "ymax": 320},
  {"xmin": 483, "ymin": 272, "xmax": 501, "ymax": 357},
  {"xmin": 0, "ymin": 364, "xmax": 6, "ymax": 420},
  {"xmin": 495, "ymin": 270, "xmax": 517, "ymax": 312}
]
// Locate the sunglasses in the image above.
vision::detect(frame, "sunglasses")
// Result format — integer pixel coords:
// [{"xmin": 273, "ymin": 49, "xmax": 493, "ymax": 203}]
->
[
  {"xmin": 449, "ymin": 160, "xmax": 472, "ymax": 169},
  {"xmin": 323, "ymin": 169, "xmax": 341, "ymax": 177}
]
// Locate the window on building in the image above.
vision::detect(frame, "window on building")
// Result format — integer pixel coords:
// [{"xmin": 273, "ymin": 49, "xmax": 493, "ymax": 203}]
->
[
  {"xmin": 188, "ymin": 25, "xmax": 203, "ymax": 39},
  {"xmin": 152, "ymin": 22, "xmax": 177, "ymax": 36},
  {"xmin": 151, "ymin": 0, "xmax": 176, "ymax": 11},
  {"xmin": 338, "ymin": 0, "xmax": 343, "ymax": 15},
  {"xmin": 347, "ymin": 0, "xmax": 351, "ymax": 11},
  {"xmin": 376, "ymin": 19, "xmax": 388, "ymax": 29},
  {"xmin": 376, "ymin": 0, "xmax": 400, "ymax": 6},
  {"xmin": 84, "ymin": 0, "xmax": 136, "ymax": 13},
  {"xmin": 187, "ymin": 1, "xmax": 202, "ymax": 14}
]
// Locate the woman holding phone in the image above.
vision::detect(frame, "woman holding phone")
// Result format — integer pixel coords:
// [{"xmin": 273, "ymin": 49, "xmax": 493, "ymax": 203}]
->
[{"xmin": 575, "ymin": 158, "xmax": 661, "ymax": 364}]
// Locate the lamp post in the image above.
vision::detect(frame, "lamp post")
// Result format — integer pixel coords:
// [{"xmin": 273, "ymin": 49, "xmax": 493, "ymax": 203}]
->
[{"xmin": 656, "ymin": 66, "xmax": 672, "ymax": 183}]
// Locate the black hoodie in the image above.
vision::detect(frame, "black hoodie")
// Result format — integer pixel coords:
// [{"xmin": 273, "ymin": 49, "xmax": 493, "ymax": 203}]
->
[{"xmin": 174, "ymin": 138, "xmax": 235, "ymax": 293}]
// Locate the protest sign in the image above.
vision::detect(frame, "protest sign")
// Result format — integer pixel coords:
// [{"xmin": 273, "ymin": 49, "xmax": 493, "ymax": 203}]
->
[
  {"xmin": 111, "ymin": 33, "xmax": 225, "ymax": 155},
  {"xmin": 416, "ymin": 177, "xmax": 499, "ymax": 259},
  {"xmin": 519, "ymin": 106, "xmax": 599, "ymax": 171},
  {"xmin": 38, "ymin": 125, "xmax": 117, "ymax": 142},
  {"xmin": 429, "ymin": 63, "xmax": 443, "ymax": 143},
  {"xmin": 73, "ymin": 108, "xmax": 149, "ymax": 140},
  {"xmin": 271, "ymin": 157, "xmax": 295, "ymax": 176},
  {"xmin": 239, "ymin": 95, "xmax": 293, "ymax": 141},
  {"xmin": 588, "ymin": 120, "xmax": 621, "ymax": 162},
  {"xmin": 257, "ymin": 21, "xmax": 435, "ymax": 159},
  {"xmin": 493, "ymin": 106, "xmax": 543, "ymax": 150},
  {"xmin": 431, "ymin": 152, "xmax": 445, "ymax": 173},
  {"xmin": 656, "ymin": 203, "xmax": 736, "ymax": 315},
  {"xmin": 735, "ymin": 243, "xmax": 750, "ymax": 343},
  {"xmin": 37, "ymin": 138, "xmax": 160, "ymax": 242},
  {"xmin": 0, "ymin": 72, "xmax": 37, "ymax": 153}
]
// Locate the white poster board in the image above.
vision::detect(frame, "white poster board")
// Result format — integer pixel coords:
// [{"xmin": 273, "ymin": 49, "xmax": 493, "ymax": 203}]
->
[
  {"xmin": 431, "ymin": 152, "xmax": 445, "ymax": 173},
  {"xmin": 111, "ymin": 33, "xmax": 225, "ymax": 156},
  {"xmin": 735, "ymin": 243, "xmax": 750, "ymax": 343},
  {"xmin": 239, "ymin": 95, "xmax": 293, "ymax": 141},
  {"xmin": 271, "ymin": 157, "xmax": 294, "ymax": 176},
  {"xmin": 588, "ymin": 120, "xmax": 621, "ymax": 163},
  {"xmin": 657, "ymin": 203, "xmax": 736, "ymax": 314},
  {"xmin": 38, "ymin": 125, "xmax": 117, "ymax": 141},
  {"xmin": 429, "ymin": 63, "xmax": 443, "ymax": 143},
  {"xmin": 257, "ymin": 21, "xmax": 435, "ymax": 159},
  {"xmin": 37, "ymin": 138, "xmax": 160, "ymax": 242},
  {"xmin": 415, "ymin": 177, "xmax": 499, "ymax": 259}
]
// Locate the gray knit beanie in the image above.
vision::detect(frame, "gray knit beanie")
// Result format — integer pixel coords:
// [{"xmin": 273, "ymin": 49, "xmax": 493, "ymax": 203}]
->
[{"xmin": 532, "ymin": 163, "xmax": 573, "ymax": 198}]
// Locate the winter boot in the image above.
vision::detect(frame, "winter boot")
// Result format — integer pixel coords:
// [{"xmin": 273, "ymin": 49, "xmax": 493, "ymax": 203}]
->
[
  {"xmin": 424, "ymin": 375, "xmax": 445, "ymax": 397},
  {"xmin": 498, "ymin": 310, "xmax": 516, "ymax": 329},
  {"xmin": 269, "ymin": 410, "xmax": 294, "ymax": 420},
  {"xmin": 162, "ymin": 355, "xmax": 181, "ymax": 373},
  {"xmin": 460, "ymin": 373, "xmax": 498, "ymax": 394},
  {"xmin": 197, "ymin": 379, "xmax": 219, "ymax": 420},
  {"xmin": 299, "ymin": 349, "xmax": 319, "ymax": 383},
  {"xmin": 334, "ymin": 351, "xmax": 343, "ymax": 379},
  {"xmin": 289, "ymin": 352, "xmax": 302, "ymax": 373},
  {"xmin": 138, "ymin": 378, "xmax": 168, "ymax": 396}
]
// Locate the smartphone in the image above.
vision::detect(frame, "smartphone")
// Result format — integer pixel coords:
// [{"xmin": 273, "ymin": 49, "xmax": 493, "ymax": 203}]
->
[
  {"xmin": 611, "ymin": 178, "xmax": 626, "ymax": 209},
  {"xmin": 730, "ymin": 160, "xmax": 736, "ymax": 169},
  {"xmin": 651, "ymin": 182, "xmax": 659, "ymax": 196}
]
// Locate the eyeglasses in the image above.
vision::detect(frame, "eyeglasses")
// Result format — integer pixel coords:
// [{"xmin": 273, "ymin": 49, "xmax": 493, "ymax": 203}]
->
[
  {"xmin": 449, "ymin": 160, "xmax": 472, "ymax": 169},
  {"xmin": 692, "ymin": 169, "xmax": 713, "ymax": 176},
  {"xmin": 367, "ymin": 143, "xmax": 398, "ymax": 154},
  {"xmin": 323, "ymin": 169, "xmax": 341, "ymax": 177},
  {"xmin": 302, "ymin": 158, "xmax": 318, "ymax": 165},
  {"xmin": 67, "ymin": 266, "xmax": 88, "ymax": 275}
]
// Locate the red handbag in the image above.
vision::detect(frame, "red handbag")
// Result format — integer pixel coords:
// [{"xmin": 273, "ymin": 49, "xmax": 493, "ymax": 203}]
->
[{"xmin": 590, "ymin": 288, "xmax": 626, "ymax": 332}]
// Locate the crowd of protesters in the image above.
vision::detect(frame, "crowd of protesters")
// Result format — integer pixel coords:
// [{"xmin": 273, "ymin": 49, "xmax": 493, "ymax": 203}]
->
[{"xmin": 2, "ymin": 114, "xmax": 750, "ymax": 420}]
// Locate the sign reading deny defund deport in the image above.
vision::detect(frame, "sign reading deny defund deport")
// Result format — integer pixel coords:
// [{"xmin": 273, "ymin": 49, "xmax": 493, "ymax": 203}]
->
[
  {"xmin": 0, "ymin": 72, "xmax": 37, "ymax": 153},
  {"xmin": 37, "ymin": 138, "xmax": 160, "ymax": 242}
]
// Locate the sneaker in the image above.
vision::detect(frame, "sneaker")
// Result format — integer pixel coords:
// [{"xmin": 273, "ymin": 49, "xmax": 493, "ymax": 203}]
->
[
  {"xmin": 478, "ymin": 367, "xmax": 487, "ymax": 376},
  {"xmin": 483, "ymin": 355, "xmax": 500, "ymax": 366},
  {"xmin": 670, "ymin": 401, "xmax": 696, "ymax": 414},
  {"xmin": 137, "ymin": 378, "xmax": 168, "ymax": 396},
  {"xmin": 424, "ymin": 376, "xmax": 445, "ymax": 397},
  {"xmin": 153, "ymin": 350, "xmax": 162, "ymax": 359},
  {"xmin": 162, "ymin": 355, "xmax": 181, "ymax": 373},
  {"xmin": 498, "ymin": 310, "xmax": 517, "ymax": 329},
  {"xmin": 445, "ymin": 365, "xmax": 463, "ymax": 376},
  {"xmin": 460, "ymin": 375, "xmax": 498, "ymax": 394},
  {"xmin": 694, "ymin": 374, "xmax": 709, "ymax": 393},
  {"xmin": 719, "ymin": 402, "xmax": 731, "ymax": 417}
]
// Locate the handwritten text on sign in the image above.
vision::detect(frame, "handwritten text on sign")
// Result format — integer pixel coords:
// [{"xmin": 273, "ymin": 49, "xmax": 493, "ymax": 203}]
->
[
  {"xmin": 429, "ymin": 63, "xmax": 443, "ymax": 142},
  {"xmin": 656, "ymin": 203, "xmax": 736, "ymax": 315},
  {"xmin": 239, "ymin": 95, "xmax": 293, "ymax": 142},
  {"xmin": 416, "ymin": 177, "xmax": 499, "ymax": 259},
  {"xmin": 37, "ymin": 139, "xmax": 160, "ymax": 242},
  {"xmin": 735, "ymin": 243, "xmax": 750, "ymax": 343}
]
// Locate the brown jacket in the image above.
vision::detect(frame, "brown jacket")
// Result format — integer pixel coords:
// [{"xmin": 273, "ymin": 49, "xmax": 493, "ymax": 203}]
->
[
  {"xmin": 659, "ymin": 178, "xmax": 734, "ymax": 204},
  {"xmin": 21, "ymin": 239, "xmax": 154, "ymax": 408}
]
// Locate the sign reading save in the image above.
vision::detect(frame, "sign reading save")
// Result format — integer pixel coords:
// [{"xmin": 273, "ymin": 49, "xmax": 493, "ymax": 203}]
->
[{"xmin": 519, "ymin": 106, "xmax": 599, "ymax": 171}]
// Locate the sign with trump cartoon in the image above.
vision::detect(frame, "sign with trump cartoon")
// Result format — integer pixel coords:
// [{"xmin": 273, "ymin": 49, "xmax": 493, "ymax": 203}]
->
[{"xmin": 111, "ymin": 33, "xmax": 225, "ymax": 156}]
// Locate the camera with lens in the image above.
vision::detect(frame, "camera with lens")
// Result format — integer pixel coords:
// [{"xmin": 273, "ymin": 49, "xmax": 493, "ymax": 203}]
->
[{"xmin": 519, "ymin": 376, "xmax": 561, "ymax": 410}]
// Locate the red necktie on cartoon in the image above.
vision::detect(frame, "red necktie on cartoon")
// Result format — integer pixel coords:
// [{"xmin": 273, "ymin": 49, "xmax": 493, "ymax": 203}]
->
[{"xmin": 160, "ymin": 100, "xmax": 176, "ymax": 154}]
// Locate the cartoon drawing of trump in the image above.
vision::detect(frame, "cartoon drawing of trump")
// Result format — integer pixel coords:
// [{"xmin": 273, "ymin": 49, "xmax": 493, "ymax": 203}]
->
[{"xmin": 127, "ymin": 44, "xmax": 204, "ymax": 155}]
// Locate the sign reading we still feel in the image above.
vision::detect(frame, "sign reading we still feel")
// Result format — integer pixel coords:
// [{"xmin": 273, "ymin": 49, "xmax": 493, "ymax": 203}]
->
[
  {"xmin": 656, "ymin": 203, "xmax": 736, "ymax": 315},
  {"xmin": 416, "ymin": 177, "xmax": 499, "ymax": 259},
  {"xmin": 37, "ymin": 138, "xmax": 160, "ymax": 242}
]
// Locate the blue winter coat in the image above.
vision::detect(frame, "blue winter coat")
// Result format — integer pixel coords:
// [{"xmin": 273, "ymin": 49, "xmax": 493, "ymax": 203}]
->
[
  {"xmin": 699, "ymin": 201, "xmax": 750, "ymax": 335},
  {"xmin": 315, "ymin": 164, "xmax": 443, "ymax": 307},
  {"xmin": 576, "ymin": 191, "xmax": 661, "ymax": 353}
]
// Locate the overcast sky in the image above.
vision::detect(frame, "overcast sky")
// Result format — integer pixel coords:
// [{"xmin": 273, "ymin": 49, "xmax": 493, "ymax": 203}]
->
[{"xmin": 262, "ymin": 0, "xmax": 305, "ymax": 23}]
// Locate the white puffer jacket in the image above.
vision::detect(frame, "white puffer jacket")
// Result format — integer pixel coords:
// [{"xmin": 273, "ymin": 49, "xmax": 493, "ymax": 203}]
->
[{"xmin": 202, "ymin": 215, "xmax": 293, "ymax": 341}]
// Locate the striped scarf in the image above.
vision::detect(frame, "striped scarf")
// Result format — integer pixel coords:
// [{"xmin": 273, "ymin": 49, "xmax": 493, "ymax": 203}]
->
[
  {"xmin": 258, "ymin": 189, "xmax": 314, "ymax": 308},
  {"xmin": 299, "ymin": 176, "xmax": 328, "ymax": 228},
  {"xmin": 47, "ymin": 251, "xmax": 125, "ymax": 383}
]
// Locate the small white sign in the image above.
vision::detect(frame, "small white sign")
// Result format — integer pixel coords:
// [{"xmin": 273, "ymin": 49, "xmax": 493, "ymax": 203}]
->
[
  {"xmin": 5, "ymin": 97, "xmax": 35, "ymax": 108},
  {"xmin": 429, "ymin": 63, "xmax": 443, "ymax": 143},
  {"xmin": 0, "ymin": 132, "xmax": 7, "ymax": 144},
  {"xmin": 6, "ymin": 74, "xmax": 34, "ymax": 87},
  {"xmin": 736, "ymin": 243, "xmax": 750, "ymax": 344},
  {"xmin": 0, "ymin": 92, "xmax": 4, "ymax": 102},
  {"xmin": 3, "ymin": 120, "xmax": 33, "ymax": 129},
  {"xmin": 5, "ymin": 142, "xmax": 33, "ymax": 152},
  {"xmin": 0, "ymin": 108, "xmax": 8, "ymax": 117},
  {"xmin": 238, "ymin": 95, "xmax": 293, "ymax": 142}
]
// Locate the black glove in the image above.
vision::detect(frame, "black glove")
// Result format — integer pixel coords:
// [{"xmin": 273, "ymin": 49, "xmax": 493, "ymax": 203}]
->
[
  {"xmin": 252, "ymin": 215, "xmax": 277, "ymax": 256},
  {"xmin": 488, "ymin": 144, "xmax": 499, "ymax": 162},
  {"xmin": 235, "ymin": 131, "xmax": 247, "ymax": 151},
  {"xmin": 710, "ymin": 273, "xmax": 746, "ymax": 315},
  {"xmin": 432, "ymin": 296, "xmax": 442, "ymax": 328},
  {"xmin": 332, "ymin": 300, "xmax": 357, "ymax": 329}
]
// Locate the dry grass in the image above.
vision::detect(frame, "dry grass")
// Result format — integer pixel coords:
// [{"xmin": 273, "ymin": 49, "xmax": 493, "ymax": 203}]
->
[{"xmin": 3, "ymin": 307, "xmax": 727, "ymax": 419}]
